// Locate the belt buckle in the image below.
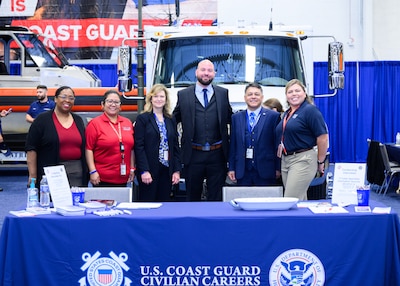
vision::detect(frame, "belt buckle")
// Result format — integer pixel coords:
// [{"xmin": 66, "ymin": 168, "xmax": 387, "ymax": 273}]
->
[{"xmin": 203, "ymin": 143, "xmax": 210, "ymax": 151}]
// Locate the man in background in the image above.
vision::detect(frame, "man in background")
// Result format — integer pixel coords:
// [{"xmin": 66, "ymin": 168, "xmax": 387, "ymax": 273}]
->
[{"xmin": 26, "ymin": 85, "xmax": 55, "ymax": 123}]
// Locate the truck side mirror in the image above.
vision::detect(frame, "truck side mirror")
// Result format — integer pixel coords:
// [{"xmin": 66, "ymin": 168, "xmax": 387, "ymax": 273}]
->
[
  {"xmin": 328, "ymin": 42, "xmax": 344, "ymax": 90},
  {"xmin": 117, "ymin": 45, "xmax": 132, "ymax": 92}
]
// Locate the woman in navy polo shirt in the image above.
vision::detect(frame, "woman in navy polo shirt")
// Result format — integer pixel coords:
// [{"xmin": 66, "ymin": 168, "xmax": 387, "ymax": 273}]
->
[{"xmin": 276, "ymin": 79, "xmax": 328, "ymax": 200}]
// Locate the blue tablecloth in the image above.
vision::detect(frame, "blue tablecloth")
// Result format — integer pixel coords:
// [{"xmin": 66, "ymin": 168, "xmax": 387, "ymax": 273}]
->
[{"xmin": 1, "ymin": 201, "xmax": 400, "ymax": 285}]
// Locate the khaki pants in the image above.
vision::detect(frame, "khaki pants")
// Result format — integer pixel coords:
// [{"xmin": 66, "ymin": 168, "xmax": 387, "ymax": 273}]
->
[{"xmin": 281, "ymin": 149, "xmax": 317, "ymax": 200}]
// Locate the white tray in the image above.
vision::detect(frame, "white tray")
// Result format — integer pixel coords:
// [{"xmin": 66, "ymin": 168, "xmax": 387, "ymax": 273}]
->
[{"xmin": 230, "ymin": 197, "xmax": 298, "ymax": 211}]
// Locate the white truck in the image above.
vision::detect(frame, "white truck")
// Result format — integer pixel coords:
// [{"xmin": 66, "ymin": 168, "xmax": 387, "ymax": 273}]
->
[
  {"xmin": 115, "ymin": 22, "xmax": 344, "ymax": 197},
  {"xmin": 119, "ymin": 24, "xmax": 344, "ymax": 112}
]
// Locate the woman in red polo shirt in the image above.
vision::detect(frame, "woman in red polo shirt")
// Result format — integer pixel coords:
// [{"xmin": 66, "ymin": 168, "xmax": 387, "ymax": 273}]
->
[{"xmin": 85, "ymin": 90, "xmax": 135, "ymax": 187}]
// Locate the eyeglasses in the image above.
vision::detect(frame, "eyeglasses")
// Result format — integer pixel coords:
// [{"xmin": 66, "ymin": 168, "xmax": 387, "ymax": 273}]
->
[
  {"xmin": 105, "ymin": 99, "xmax": 121, "ymax": 106},
  {"xmin": 58, "ymin": 95, "xmax": 75, "ymax": 101}
]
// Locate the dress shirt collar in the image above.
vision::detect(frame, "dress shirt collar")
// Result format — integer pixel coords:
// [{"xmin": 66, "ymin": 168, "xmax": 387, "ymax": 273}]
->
[
  {"xmin": 196, "ymin": 84, "xmax": 214, "ymax": 97},
  {"xmin": 247, "ymin": 106, "xmax": 262, "ymax": 116}
]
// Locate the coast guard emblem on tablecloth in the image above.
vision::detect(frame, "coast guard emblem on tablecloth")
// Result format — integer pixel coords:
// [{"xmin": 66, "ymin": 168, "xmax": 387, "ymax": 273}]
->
[
  {"xmin": 79, "ymin": 251, "xmax": 131, "ymax": 286},
  {"xmin": 269, "ymin": 249, "xmax": 325, "ymax": 286}
]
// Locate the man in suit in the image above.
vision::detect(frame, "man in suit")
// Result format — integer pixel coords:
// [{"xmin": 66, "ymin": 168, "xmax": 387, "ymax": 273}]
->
[
  {"xmin": 228, "ymin": 82, "xmax": 281, "ymax": 186},
  {"xmin": 173, "ymin": 59, "xmax": 232, "ymax": 201}
]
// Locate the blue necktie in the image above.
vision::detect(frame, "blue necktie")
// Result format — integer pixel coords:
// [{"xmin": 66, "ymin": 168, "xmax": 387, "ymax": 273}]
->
[
  {"xmin": 249, "ymin": 112, "xmax": 255, "ymax": 128},
  {"xmin": 203, "ymin": 89, "xmax": 208, "ymax": 108}
]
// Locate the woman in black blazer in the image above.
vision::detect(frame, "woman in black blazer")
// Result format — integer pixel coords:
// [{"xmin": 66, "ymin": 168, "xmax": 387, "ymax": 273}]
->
[{"xmin": 134, "ymin": 84, "xmax": 181, "ymax": 201}]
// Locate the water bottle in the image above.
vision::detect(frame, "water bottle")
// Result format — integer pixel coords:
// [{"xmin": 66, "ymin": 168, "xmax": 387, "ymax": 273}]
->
[
  {"xmin": 326, "ymin": 172, "xmax": 334, "ymax": 199},
  {"xmin": 396, "ymin": 132, "xmax": 400, "ymax": 145},
  {"xmin": 27, "ymin": 178, "xmax": 39, "ymax": 209},
  {"xmin": 39, "ymin": 175, "xmax": 50, "ymax": 209}
]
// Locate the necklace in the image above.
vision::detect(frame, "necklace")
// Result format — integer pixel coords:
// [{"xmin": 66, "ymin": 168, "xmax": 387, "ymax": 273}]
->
[{"xmin": 54, "ymin": 111, "xmax": 73, "ymax": 127}]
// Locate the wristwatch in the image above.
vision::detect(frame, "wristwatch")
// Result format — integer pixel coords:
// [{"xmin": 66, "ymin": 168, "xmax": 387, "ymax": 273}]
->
[{"xmin": 317, "ymin": 160, "xmax": 325, "ymax": 165}]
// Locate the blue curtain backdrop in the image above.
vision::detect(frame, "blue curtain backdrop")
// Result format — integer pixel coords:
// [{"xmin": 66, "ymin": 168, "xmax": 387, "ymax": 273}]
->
[
  {"xmin": 314, "ymin": 61, "xmax": 400, "ymax": 163},
  {"xmin": 79, "ymin": 61, "xmax": 400, "ymax": 164}
]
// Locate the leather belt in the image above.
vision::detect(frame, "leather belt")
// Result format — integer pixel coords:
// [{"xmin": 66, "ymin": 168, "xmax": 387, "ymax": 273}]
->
[
  {"xmin": 284, "ymin": 148, "xmax": 313, "ymax": 156},
  {"xmin": 192, "ymin": 143, "xmax": 222, "ymax": 151}
]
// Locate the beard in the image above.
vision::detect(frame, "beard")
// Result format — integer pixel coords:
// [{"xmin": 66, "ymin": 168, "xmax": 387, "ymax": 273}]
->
[
  {"xmin": 197, "ymin": 76, "xmax": 213, "ymax": 86},
  {"xmin": 38, "ymin": 95, "xmax": 45, "ymax": 101}
]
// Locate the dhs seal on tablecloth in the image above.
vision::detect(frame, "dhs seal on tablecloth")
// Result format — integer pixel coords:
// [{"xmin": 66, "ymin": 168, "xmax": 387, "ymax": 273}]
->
[
  {"xmin": 269, "ymin": 249, "xmax": 325, "ymax": 286},
  {"xmin": 79, "ymin": 251, "xmax": 132, "ymax": 286}
]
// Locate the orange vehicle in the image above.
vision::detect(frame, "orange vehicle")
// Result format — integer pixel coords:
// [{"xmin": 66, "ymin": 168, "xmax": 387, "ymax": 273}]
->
[
  {"xmin": 0, "ymin": 26, "xmax": 142, "ymax": 154},
  {"xmin": 0, "ymin": 87, "xmax": 141, "ymax": 152}
]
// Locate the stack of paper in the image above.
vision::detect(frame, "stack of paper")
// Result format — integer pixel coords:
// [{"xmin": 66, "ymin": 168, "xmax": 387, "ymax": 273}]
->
[
  {"xmin": 44, "ymin": 165, "xmax": 87, "ymax": 216},
  {"xmin": 26, "ymin": 207, "xmax": 52, "ymax": 215},
  {"xmin": 308, "ymin": 205, "xmax": 349, "ymax": 214},
  {"xmin": 78, "ymin": 202, "xmax": 107, "ymax": 214},
  {"xmin": 9, "ymin": 210, "xmax": 36, "ymax": 217},
  {"xmin": 56, "ymin": 205, "xmax": 86, "ymax": 216}
]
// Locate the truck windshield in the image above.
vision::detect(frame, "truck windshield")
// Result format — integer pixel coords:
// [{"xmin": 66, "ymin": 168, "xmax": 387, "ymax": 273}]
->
[
  {"xmin": 16, "ymin": 33, "xmax": 66, "ymax": 68},
  {"xmin": 154, "ymin": 35, "xmax": 305, "ymax": 87}
]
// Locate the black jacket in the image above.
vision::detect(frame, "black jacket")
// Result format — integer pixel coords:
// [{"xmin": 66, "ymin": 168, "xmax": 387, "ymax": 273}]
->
[{"xmin": 25, "ymin": 109, "xmax": 88, "ymax": 187}]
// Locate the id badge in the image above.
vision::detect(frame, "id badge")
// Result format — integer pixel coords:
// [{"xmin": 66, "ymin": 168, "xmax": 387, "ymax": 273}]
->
[
  {"xmin": 163, "ymin": 150, "xmax": 169, "ymax": 161},
  {"xmin": 277, "ymin": 144, "xmax": 283, "ymax": 158},
  {"xmin": 246, "ymin": 148, "xmax": 254, "ymax": 159},
  {"xmin": 120, "ymin": 163, "xmax": 127, "ymax": 176}
]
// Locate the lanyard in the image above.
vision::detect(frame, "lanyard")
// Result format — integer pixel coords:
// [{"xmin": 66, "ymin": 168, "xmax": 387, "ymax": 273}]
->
[
  {"xmin": 280, "ymin": 107, "xmax": 299, "ymax": 156},
  {"xmin": 109, "ymin": 121, "xmax": 125, "ymax": 160},
  {"xmin": 281, "ymin": 107, "xmax": 298, "ymax": 140}
]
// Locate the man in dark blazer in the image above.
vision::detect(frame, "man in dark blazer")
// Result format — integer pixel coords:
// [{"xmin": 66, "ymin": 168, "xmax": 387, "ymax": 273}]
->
[
  {"xmin": 228, "ymin": 82, "xmax": 281, "ymax": 186},
  {"xmin": 173, "ymin": 59, "xmax": 232, "ymax": 201}
]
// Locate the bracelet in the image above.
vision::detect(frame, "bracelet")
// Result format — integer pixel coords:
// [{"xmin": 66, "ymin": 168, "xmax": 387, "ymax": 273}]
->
[
  {"xmin": 317, "ymin": 160, "xmax": 325, "ymax": 165},
  {"xmin": 130, "ymin": 168, "xmax": 135, "ymax": 172},
  {"xmin": 89, "ymin": 169, "xmax": 97, "ymax": 175}
]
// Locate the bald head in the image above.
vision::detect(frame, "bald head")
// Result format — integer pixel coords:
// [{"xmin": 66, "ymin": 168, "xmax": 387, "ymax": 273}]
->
[{"xmin": 195, "ymin": 59, "xmax": 215, "ymax": 86}]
